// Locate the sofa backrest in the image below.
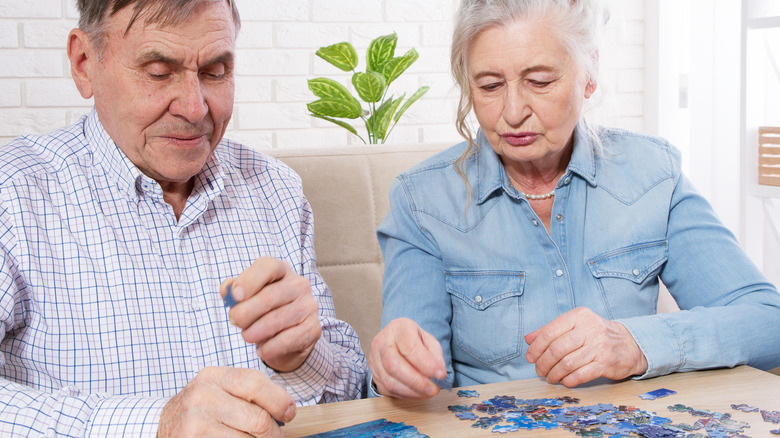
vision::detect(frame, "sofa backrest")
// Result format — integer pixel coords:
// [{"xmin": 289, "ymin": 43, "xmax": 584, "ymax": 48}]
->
[{"xmin": 270, "ymin": 144, "xmax": 448, "ymax": 356}]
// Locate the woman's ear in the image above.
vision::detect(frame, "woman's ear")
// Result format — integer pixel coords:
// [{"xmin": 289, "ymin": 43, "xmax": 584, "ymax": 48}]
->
[
  {"xmin": 67, "ymin": 28, "xmax": 95, "ymax": 99},
  {"xmin": 585, "ymin": 77, "xmax": 598, "ymax": 98}
]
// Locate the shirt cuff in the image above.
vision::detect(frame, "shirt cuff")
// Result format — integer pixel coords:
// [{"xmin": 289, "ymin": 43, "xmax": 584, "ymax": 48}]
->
[
  {"xmin": 617, "ymin": 314, "xmax": 684, "ymax": 379},
  {"xmin": 365, "ymin": 368, "xmax": 383, "ymax": 398},
  {"xmin": 86, "ymin": 395, "xmax": 167, "ymax": 437},
  {"xmin": 270, "ymin": 338, "xmax": 334, "ymax": 406}
]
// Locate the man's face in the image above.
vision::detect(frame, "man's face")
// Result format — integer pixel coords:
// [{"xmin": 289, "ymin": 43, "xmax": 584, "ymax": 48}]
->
[{"xmin": 78, "ymin": 0, "xmax": 236, "ymax": 187}]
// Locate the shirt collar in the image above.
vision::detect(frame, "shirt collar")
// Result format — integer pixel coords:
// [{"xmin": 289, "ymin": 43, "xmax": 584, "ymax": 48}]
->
[
  {"xmin": 472, "ymin": 122, "xmax": 598, "ymax": 205},
  {"xmin": 83, "ymin": 108, "xmax": 226, "ymax": 203}
]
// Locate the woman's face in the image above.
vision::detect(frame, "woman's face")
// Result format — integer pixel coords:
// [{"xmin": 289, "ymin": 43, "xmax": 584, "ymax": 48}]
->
[{"xmin": 467, "ymin": 17, "xmax": 595, "ymax": 169}]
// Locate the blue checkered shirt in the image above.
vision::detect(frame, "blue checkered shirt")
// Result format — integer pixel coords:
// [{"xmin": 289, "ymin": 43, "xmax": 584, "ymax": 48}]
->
[{"xmin": 0, "ymin": 109, "xmax": 366, "ymax": 437}]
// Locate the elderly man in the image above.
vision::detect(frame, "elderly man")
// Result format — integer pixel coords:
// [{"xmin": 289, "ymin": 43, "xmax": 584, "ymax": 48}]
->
[{"xmin": 0, "ymin": 0, "xmax": 366, "ymax": 436}]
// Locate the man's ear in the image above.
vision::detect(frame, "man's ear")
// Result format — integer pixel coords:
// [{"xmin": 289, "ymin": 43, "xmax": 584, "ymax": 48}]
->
[{"xmin": 67, "ymin": 28, "xmax": 95, "ymax": 99}]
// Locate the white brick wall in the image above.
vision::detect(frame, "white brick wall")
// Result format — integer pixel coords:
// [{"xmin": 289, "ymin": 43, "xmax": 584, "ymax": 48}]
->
[{"xmin": 0, "ymin": 0, "xmax": 645, "ymax": 150}]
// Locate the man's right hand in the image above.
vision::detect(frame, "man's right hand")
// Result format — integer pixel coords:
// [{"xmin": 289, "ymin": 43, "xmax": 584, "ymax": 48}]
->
[
  {"xmin": 368, "ymin": 318, "xmax": 447, "ymax": 399},
  {"xmin": 158, "ymin": 366, "xmax": 295, "ymax": 437}
]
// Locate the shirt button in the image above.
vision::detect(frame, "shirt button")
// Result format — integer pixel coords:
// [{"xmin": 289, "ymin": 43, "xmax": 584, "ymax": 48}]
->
[
  {"xmin": 474, "ymin": 295, "xmax": 483, "ymax": 303},
  {"xmin": 555, "ymin": 269, "xmax": 564, "ymax": 277},
  {"xmin": 564, "ymin": 177, "xmax": 571, "ymax": 184},
  {"xmin": 556, "ymin": 214, "xmax": 563, "ymax": 221},
  {"xmin": 532, "ymin": 219, "xmax": 539, "ymax": 226},
  {"xmin": 632, "ymin": 268, "xmax": 641, "ymax": 276}
]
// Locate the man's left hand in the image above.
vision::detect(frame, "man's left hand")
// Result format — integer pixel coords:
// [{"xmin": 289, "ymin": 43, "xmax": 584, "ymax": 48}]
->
[
  {"xmin": 524, "ymin": 307, "xmax": 648, "ymax": 387},
  {"xmin": 221, "ymin": 257, "xmax": 322, "ymax": 372}
]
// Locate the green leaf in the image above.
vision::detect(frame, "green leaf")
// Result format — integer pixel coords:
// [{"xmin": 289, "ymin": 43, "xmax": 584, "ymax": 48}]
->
[
  {"xmin": 393, "ymin": 85, "xmax": 429, "ymax": 122},
  {"xmin": 307, "ymin": 78, "xmax": 355, "ymax": 101},
  {"xmin": 367, "ymin": 33, "xmax": 397, "ymax": 72},
  {"xmin": 352, "ymin": 71, "xmax": 387, "ymax": 103},
  {"xmin": 307, "ymin": 78, "xmax": 363, "ymax": 118},
  {"xmin": 367, "ymin": 95, "xmax": 405, "ymax": 141},
  {"xmin": 310, "ymin": 113, "xmax": 358, "ymax": 135},
  {"xmin": 378, "ymin": 48, "xmax": 419, "ymax": 85},
  {"xmin": 316, "ymin": 42, "xmax": 358, "ymax": 72}
]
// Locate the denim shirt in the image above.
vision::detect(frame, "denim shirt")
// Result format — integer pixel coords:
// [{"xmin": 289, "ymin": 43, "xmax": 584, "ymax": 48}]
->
[{"xmin": 377, "ymin": 125, "xmax": 780, "ymax": 387}]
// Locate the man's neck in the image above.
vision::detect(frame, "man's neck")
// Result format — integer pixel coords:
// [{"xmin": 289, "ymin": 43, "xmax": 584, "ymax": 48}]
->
[{"xmin": 159, "ymin": 179, "xmax": 195, "ymax": 220}]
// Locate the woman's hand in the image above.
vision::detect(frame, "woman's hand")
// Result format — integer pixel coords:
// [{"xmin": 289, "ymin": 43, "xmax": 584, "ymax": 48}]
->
[
  {"xmin": 525, "ymin": 307, "xmax": 648, "ymax": 387},
  {"xmin": 368, "ymin": 318, "xmax": 447, "ymax": 399}
]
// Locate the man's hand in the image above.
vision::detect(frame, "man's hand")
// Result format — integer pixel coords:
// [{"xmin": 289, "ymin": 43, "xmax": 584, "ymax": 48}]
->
[
  {"xmin": 368, "ymin": 318, "xmax": 447, "ymax": 399},
  {"xmin": 221, "ymin": 257, "xmax": 322, "ymax": 372},
  {"xmin": 524, "ymin": 307, "xmax": 648, "ymax": 387},
  {"xmin": 158, "ymin": 367, "xmax": 295, "ymax": 437}
]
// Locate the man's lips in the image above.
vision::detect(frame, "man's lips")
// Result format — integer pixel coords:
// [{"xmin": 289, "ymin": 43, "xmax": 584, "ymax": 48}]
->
[{"xmin": 502, "ymin": 132, "xmax": 539, "ymax": 146}]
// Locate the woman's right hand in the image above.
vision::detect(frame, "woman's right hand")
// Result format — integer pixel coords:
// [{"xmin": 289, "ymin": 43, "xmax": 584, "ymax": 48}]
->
[{"xmin": 368, "ymin": 318, "xmax": 448, "ymax": 399}]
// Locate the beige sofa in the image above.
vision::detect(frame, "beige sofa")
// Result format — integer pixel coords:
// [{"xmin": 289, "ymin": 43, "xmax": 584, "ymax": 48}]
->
[{"xmin": 269, "ymin": 144, "xmax": 780, "ymax": 377}]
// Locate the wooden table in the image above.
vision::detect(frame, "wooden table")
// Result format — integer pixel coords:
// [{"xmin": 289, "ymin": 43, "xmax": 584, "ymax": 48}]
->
[{"xmin": 283, "ymin": 366, "xmax": 780, "ymax": 437}]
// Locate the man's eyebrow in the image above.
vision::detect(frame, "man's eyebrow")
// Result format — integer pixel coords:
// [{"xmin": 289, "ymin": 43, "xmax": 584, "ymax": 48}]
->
[
  {"xmin": 136, "ymin": 50, "xmax": 235, "ymax": 67},
  {"xmin": 137, "ymin": 49, "xmax": 180, "ymax": 65}
]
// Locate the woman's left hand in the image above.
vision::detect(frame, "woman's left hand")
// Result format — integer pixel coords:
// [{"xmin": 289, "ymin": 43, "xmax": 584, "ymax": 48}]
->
[{"xmin": 524, "ymin": 307, "xmax": 648, "ymax": 387}]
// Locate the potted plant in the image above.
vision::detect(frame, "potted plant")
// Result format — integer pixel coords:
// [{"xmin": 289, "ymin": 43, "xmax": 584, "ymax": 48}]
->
[{"xmin": 307, "ymin": 32, "xmax": 429, "ymax": 144}]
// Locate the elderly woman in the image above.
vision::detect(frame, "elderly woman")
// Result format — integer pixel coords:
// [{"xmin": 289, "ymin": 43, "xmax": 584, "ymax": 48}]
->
[{"xmin": 368, "ymin": 0, "xmax": 780, "ymax": 399}]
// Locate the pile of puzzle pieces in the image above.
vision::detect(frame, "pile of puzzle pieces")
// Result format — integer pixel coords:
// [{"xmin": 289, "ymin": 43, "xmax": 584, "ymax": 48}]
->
[{"xmin": 447, "ymin": 389, "xmax": 780, "ymax": 437}]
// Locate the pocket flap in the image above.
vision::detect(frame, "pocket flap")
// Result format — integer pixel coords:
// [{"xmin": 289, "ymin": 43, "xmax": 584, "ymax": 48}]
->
[
  {"xmin": 587, "ymin": 240, "xmax": 668, "ymax": 284},
  {"xmin": 445, "ymin": 270, "xmax": 525, "ymax": 310}
]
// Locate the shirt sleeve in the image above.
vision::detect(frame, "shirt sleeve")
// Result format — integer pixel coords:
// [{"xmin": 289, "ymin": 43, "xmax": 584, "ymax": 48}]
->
[
  {"xmin": 618, "ymin": 173, "xmax": 780, "ymax": 378},
  {"xmin": 376, "ymin": 177, "xmax": 455, "ymax": 381},
  {"xmin": 272, "ymin": 194, "xmax": 366, "ymax": 405}
]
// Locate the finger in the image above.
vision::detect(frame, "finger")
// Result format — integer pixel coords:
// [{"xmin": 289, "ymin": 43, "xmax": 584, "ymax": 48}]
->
[
  {"xmin": 525, "ymin": 312, "xmax": 579, "ymax": 363},
  {"xmin": 239, "ymin": 282, "xmax": 317, "ymax": 343},
  {"xmin": 558, "ymin": 361, "xmax": 603, "ymax": 388},
  {"xmin": 230, "ymin": 257, "xmax": 290, "ymax": 302},
  {"xmin": 418, "ymin": 327, "xmax": 447, "ymax": 379},
  {"xmin": 373, "ymin": 344, "xmax": 439, "ymax": 399},
  {"xmin": 217, "ymin": 397, "xmax": 285, "ymax": 438},
  {"xmin": 208, "ymin": 367, "xmax": 296, "ymax": 424},
  {"xmin": 255, "ymin": 317, "xmax": 322, "ymax": 372},
  {"xmin": 541, "ymin": 340, "xmax": 592, "ymax": 384},
  {"xmin": 533, "ymin": 330, "xmax": 585, "ymax": 379},
  {"xmin": 231, "ymin": 275, "xmax": 311, "ymax": 330}
]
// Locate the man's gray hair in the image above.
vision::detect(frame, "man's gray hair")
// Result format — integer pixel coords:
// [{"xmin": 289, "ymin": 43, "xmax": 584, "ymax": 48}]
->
[{"xmin": 76, "ymin": 0, "xmax": 241, "ymax": 58}]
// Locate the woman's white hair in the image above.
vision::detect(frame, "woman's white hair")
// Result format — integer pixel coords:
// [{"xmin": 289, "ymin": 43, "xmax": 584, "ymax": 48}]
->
[{"xmin": 450, "ymin": 0, "xmax": 609, "ymax": 187}]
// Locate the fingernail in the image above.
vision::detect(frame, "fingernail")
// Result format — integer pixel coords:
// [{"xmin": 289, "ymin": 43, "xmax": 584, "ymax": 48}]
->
[
  {"xmin": 228, "ymin": 317, "xmax": 236, "ymax": 326},
  {"xmin": 232, "ymin": 285, "xmax": 245, "ymax": 301},
  {"xmin": 283, "ymin": 403, "xmax": 296, "ymax": 423}
]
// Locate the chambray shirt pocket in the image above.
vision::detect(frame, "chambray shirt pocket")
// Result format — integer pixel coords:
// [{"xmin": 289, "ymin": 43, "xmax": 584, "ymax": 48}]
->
[
  {"xmin": 445, "ymin": 270, "xmax": 525, "ymax": 365},
  {"xmin": 587, "ymin": 240, "xmax": 668, "ymax": 316}
]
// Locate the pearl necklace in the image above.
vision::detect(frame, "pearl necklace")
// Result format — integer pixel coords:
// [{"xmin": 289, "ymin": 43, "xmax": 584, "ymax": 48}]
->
[{"xmin": 519, "ymin": 189, "xmax": 555, "ymax": 200}]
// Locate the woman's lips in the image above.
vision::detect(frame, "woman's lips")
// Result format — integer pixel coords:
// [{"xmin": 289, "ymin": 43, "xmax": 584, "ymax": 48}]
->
[{"xmin": 502, "ymin": 132, "xmax": 539, "ymax": 146}]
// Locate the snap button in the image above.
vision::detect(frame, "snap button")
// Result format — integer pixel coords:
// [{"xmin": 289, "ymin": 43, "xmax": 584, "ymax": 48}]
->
[
  {"xmin": 474, "ymin": 295, "xmax": 483, "ymax": 303},
  {"xmin": 532, "ymin": 219, "xmax": 539, "ymax": 226},
  {"xmin": 632, "ymin": 268, "xmax": 640, "ymax": 276},
  {"xmin": 555, "ymin": 269, "xmax": 564, "ymax": 277},
  {"xmin": 556, "ymin": 214, "xmax": 563, "ymax": 221},
  {"xmin": 564, "ymin": 177, "xmax": 571, "ymax": 184}
]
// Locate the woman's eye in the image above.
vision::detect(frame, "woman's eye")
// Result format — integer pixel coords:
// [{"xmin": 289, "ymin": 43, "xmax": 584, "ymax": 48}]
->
[
  {"xmin": 480, "ymin": 82, "xmax": 502, "ymax": 92},
  {"xmin": 528, "ymin": 79, "xmax": 553, "ymax": 88}
]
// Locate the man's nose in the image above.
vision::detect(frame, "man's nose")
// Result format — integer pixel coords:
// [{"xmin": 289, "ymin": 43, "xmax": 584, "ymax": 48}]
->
[{"xmin": 170, "ymin": 73, "xmax": 208, "ymax": 122}]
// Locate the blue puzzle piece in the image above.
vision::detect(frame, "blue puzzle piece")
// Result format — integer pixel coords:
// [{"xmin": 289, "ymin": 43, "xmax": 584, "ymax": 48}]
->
[{"xmin": 638, "ymin": 388, "xmax": 677, "ymax": 400}]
